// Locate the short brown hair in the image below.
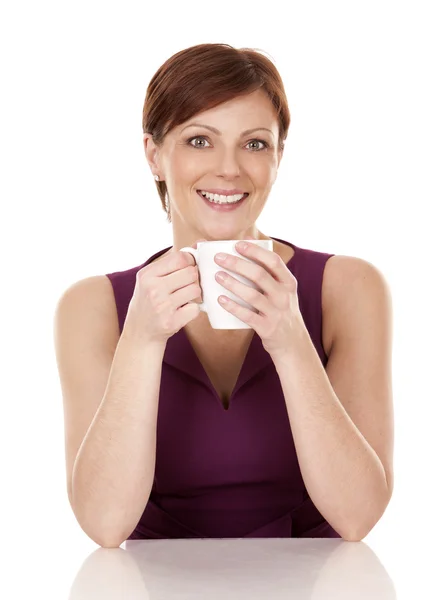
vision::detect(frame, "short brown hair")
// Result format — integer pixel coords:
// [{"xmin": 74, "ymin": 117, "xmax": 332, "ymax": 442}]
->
[{"xmin": 142, "ymin": 43, "xmax": 291, "ymax": 222}]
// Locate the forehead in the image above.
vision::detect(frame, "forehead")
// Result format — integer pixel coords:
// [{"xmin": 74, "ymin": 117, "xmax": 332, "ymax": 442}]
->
[
  {"xmin": 171, "ymin": 89, "xmax": 278, "ymax": 136},
  {"xmin": 196, "ymin": 89, "xmax": 276, "ymax": 119}
]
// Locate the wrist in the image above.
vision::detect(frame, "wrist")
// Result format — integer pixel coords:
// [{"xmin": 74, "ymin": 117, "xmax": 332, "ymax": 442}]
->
[
  {"xmin": 120, "ymin": 327, "xmax": 167, "ymax": 354},
  {"xmin": 269, "ymin": 322, "xmax": 311, "ymax": 366}
]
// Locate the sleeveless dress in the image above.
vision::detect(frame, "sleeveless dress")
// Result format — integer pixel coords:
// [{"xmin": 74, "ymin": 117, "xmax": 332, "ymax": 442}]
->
[{"xmin": 106, "ymin": 236, "xmax": 340, "ymax": 539}]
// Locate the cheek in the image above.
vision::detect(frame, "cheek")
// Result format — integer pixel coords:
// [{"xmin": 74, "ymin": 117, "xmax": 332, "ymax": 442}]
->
[
  {"xmin": 170, "ymin": 154, "xmax": 200, "ymax": 180},
  {"xmin": 247, "ymin": 160, "xmax": 275, "ymax": 184}
]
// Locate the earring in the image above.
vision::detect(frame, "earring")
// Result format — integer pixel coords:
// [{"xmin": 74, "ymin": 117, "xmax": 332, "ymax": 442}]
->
[{"xmin": 154, "ymin": 175, "xmax": 160, "ymax": 181}]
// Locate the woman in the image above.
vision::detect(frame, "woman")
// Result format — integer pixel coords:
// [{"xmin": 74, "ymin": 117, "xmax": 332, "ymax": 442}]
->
[{"xmin": 54, "ymin": 43, "xmax": 394, "ymax": 547}]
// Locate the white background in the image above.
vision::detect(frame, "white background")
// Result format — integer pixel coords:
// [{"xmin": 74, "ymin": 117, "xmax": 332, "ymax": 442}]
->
[{"xmin": 1, "ymin": 0, "xmax": 439, "ymax": 598}]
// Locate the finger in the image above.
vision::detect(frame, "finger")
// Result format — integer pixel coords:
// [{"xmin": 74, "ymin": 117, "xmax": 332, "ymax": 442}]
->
[
  {"xmin": 214, "ymin": 251, "xmax": 279, "ymax": 297},
  {"xmin": 215, "ymin": 270, "xmax": 271, "ymax": 315},
  {"xmin": 234, "ymin": 241, "xmax": 293, "ymax": 285},
  {"xmin": 217, "ymin": 295, "xmax": 261, "ymax": 328}
]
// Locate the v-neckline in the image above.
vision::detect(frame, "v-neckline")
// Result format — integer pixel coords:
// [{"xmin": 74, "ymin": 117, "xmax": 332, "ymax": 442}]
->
[
  {"xmin": 179, "ymin": 237, "xmax": 298, "ymax": 411},
  {"xmin": 181, "ymin": 327, "xmax": 257, "ymax": 411}
]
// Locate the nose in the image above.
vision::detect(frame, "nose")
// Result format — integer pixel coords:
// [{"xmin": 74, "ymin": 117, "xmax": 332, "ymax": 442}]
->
[{"xmin": 215, "ymin": 147, "xmax": 241, "ymax": 179}]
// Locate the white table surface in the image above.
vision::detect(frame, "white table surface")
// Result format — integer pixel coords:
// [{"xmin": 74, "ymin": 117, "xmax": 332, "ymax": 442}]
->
[{"xmin": 6, "ymin": 535, "xmax": 437, "ymax": 599}]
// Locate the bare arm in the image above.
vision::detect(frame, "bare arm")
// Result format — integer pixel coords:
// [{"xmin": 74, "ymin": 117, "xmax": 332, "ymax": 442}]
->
[
  {"xmin": 71, "ymin": 330, "xmax": 165, "ymax": 547},
  {"xmin": 270, "ymin": 258, "xmax": 394, "ymax": 540},
  {"xmin": 54, "ymin": 247, "xmax": 201, "ymax": 548}
]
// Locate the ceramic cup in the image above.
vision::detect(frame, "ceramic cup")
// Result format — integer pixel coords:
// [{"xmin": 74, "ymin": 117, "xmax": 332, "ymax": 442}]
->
[{"xmin": 179, "ymin": 239, "xmax": 273, "ymax": 329}]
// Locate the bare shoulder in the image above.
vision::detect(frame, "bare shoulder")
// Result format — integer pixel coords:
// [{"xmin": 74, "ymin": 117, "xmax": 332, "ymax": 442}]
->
[
  {"xmin": 54, "ymin": 275, "xmax": 120, "ymax": 353},
  {"xmin": 322, "ymin": 254, "xmax": 391, "ymax": 355},
  {"xmin": 57, "ymin": 274, "xmax": 116, "ymax": 308}
]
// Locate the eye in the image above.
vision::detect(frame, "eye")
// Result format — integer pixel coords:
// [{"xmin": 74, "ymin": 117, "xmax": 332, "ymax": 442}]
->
[
  {"xmin": 187, "ymin": 136, "xmax": 212, "ymax": 149},
  {"xmin": 246, "ymin": 139, "xmax": 269, "ymax": 151},
  {"xmin": 187, "ymin": 136, "xmax": 270, "ymax": 151}
]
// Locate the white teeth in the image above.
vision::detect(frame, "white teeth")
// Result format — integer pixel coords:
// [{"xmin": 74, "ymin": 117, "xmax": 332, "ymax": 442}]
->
[{"xmin": 200, "ymin": 190, "xmax": 246, "ymax": 204}]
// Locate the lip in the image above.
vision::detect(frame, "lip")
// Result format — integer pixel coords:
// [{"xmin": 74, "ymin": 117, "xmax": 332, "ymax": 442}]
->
[
  {"xmin": 197, "ymin": 190, "xmax": 248, "ymax": 212},
  {"xmin": 197, "ymin": 189, "xmax": 248, "ymax": 196}
]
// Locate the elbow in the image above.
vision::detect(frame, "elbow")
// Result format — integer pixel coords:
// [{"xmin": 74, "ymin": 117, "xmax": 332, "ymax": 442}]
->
[
  {"xmin": 342, "ymin": 495, "xmax": 392, "ymax": 542},
  {"xmin": 95, "ymin": 536, "xmax": 125, "ymax": 549},
  {"xmin": 69, "ymin": 496, "xmax": 131, "ymax": 548},
  {"xmin": 342, "ymin": 476, "xmax": 393, "ymax": 542},
  {"xmin": 339, "ymin": 521, "xmax": 370, "ymax": 541},
  {"xmin": 341, "ymin": 530, "xmax": 365, "ymax": 542},
  {"xmin": 83, "ymin": 519, "xmax": 133, "ymax": 548},
  {"xmin": 68, "ymin": 485, "xmax": 139, "ymax": 548},
  {"xmin": 340, "ymin": 516, "xmax": 381, "ymax": 543},
  {"xmin": 84, "ymin": 524, "xmax": 130, "ymax": 549}
]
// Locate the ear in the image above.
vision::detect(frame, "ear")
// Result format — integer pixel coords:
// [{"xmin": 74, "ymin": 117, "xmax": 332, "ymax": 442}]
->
[{"xmin": 143, "ymin": 133, "xmax": 161, "ymax": 174}]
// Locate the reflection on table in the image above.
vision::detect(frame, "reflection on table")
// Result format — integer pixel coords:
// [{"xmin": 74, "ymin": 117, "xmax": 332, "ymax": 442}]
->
[{"xmin": 69, "ymin": 538, "xmax": 396, "ymax": 599}]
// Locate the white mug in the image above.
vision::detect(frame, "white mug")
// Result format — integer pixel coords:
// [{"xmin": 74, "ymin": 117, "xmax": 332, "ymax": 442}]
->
[{"xmin": 179, "ymin": 239, "xmax": 274, "ymax": 329}]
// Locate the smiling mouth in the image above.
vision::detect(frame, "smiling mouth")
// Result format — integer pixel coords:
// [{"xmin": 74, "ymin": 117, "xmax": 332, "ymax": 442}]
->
[
  {"xmin": 196, "ymin": 190, "xmax": 250, "ymax": 213},
  {"xmin": 197, "ymin": 190, "xmax": 249, "ymax": 203}
]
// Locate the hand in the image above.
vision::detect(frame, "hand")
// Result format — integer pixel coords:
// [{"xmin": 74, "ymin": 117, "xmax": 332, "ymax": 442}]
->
[
  {"xmin": 124, "ymin": 239, "xmax": 206, "ymax": 346},
  {"xmin": 213, "ymin": 239, "xmax": 306, "ymax": 357}
]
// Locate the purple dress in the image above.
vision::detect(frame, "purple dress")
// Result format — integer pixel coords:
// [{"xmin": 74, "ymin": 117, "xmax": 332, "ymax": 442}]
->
[{"xmin": 106, "ymin": 236, "xmax": 340, "ymax": 539}]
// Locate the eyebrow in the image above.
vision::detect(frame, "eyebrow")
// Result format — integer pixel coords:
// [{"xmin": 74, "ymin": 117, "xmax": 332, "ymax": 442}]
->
[{"xmin": 181, "ymin": 122, "xmax": 274, "ymax": 137}]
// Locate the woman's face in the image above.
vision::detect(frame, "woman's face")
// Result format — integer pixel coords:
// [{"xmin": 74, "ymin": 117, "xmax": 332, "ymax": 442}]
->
[{"xmin": 144, "ymin": 89, "xmax": 283, "ymax": 241}]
